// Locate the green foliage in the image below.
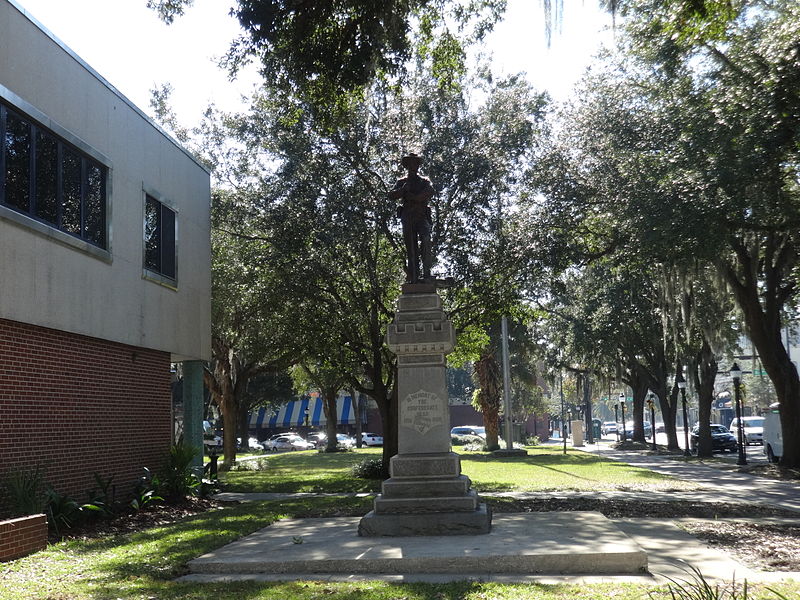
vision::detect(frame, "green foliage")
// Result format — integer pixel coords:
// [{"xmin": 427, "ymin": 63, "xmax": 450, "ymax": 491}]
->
[
  {"xmin": 350, "ymin": 458, "xmax": 388, "ymax": 480},
  {"xmin": 44, "ymin": 487, "xmax": 84, "ymax": 536},
  {"xmin": 650, "ymin": 565, "xmax": 750, "ymax": 600},
  {"xmin": 83, "ymin": 473, "xmax": 117, "ymax": 518},
  {"xmin": 526, "ymin": 435, "xmax": 541, "ymax": 446},
  {"xmin": 130, "ymin": 468, "xmax": 163, "ymax": 513},
  {"xmin": 2, "ymin": 465, "xmax": 45, "ymax": 518},
  {"xmin": 151, "ymin": 0, "xmax": 507, "ymax": 121},
  {"xmin": 451, "ymin": 434, "xmax": 484, "ymax": 446},
  {"xmin": 157, "ymin": 443, "xmax": 201, "ymax": 501}
]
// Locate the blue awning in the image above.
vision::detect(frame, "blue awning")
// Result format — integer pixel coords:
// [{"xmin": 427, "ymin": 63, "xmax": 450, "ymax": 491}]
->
[{"xmin": 249, "ymin": 395, "xmax": 362, "ymax": 428}]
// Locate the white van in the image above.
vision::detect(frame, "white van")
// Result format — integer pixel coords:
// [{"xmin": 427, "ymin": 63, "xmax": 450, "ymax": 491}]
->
[{"xmin": 763, "ymin": 403, "xmax": 783, "ymax": 463}]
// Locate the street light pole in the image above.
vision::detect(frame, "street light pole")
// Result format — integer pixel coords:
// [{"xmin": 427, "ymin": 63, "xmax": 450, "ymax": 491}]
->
[
  {"xmin": 730, "ymin": 363, "xmax": 747, "ymax": 466},
  {"xmin": 619, "ymin": 392, "xmax": 626, "ymax": 441},
  {"xmin": 560, "ymin": 370, "xmax": 567, "ymax": 455},
  {"xmin": 614, "ymin": 403, "xmax": 619, "ymax": 442},
  {"xmin": 677, "ymin": 372, "xmax": 691, "ymax": 457},
  {"xmin": 647, "ymin": 392, "xmax": 657, "ymax": 452}
]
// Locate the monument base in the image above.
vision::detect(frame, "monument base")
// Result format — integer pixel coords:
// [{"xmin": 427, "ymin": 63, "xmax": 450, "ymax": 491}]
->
[
  {"xmin": 358, "ymin": 503, "xmax": 492, "ymax": 537},
  {"xmin": 359, "ymin": 452, "xmax": 492, "ymax": 537}
]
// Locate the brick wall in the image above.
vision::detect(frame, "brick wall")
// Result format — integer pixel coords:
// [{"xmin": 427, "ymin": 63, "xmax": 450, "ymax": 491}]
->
[
  {"xmin": 0, "ymin": 318, "xmax": 172, "ymax": 506},
  {"xmin": 0, "ymin": 514, "xmax": 47, "ymax": 561}
]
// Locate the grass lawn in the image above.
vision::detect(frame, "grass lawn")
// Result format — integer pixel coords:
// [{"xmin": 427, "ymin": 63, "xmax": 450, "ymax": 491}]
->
[{"xmin": 221, "ymin": 445, "xmax": 690, "ymax": 494}]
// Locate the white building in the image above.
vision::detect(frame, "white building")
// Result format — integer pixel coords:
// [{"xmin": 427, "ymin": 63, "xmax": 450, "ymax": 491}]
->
[{"xmin": 0, "ymin": 0, "xmax": 211, "ymax": 501}]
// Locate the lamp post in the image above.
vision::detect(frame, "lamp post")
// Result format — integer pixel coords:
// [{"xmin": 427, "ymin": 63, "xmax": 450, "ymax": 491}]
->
[
  {"xmin": 619, "ymin": 392, "xmax": 627, "ymax": 441},
  {"xmin": 730, "ymin": 363, "xmax": 747, "ymax": 466},
  {"xmin": 676, "ymin": 372, "xmax": 691, "ymax": 457},
  {"xmin": 304, "ymin": 407, "xmax": 310, "ymax": 428},
  {"xmin": 560, "ymin": 370, "xmax": 567, "ymax": 455},
  {"xmin": 613, "ymin": 403, "xmax": 619, "ymax": 442},
  {"xmin": 647, "ymin": 393, "xmax": 657, "ymax": 452}
]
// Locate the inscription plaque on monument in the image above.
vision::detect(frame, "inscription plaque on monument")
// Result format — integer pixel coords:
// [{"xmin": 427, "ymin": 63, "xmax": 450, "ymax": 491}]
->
[{"xmin": 402, "ymin": 389, "xmax": 447, "ymax": 435}]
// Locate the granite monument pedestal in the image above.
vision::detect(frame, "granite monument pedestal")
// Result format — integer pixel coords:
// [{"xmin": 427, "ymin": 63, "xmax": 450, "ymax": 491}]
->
[{"xmin": 359, "ymin": 286, "xmax": 491, "ymax": 536}]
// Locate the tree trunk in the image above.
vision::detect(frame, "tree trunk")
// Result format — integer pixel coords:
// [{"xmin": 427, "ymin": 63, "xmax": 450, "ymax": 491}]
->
[
  {"xmin": 237, "ymin": 403, "xmax": 251, "ymax": 451},
  {"xmin": 723, "ymin": 251, "xmax": 800, "ymax": 468},
  {"xmin": 353, "ymin": 389, "xmax": 363, "ymax": 448},
  {"xmin": 474, "ymin": 352, "xmax": 502, "ymax": 451},
  {"xmin": 691, "ymin": 341, "xmax": 718, "ymax": 457},
  {"xmin": 631, "ymin": 382, "xmax": 648, "ymax": 442},
  {"xmin": 368, "ymin": 378, "xmax": 396, "ymax": 474},
  {"xmin": 323, "ymin": 390, "xmax": 339, "ymax": 452}
]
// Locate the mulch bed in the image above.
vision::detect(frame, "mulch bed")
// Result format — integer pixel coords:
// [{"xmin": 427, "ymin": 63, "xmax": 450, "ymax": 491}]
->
[
  {"xmin": 489, "ymin": 496, "xmax": 800, "ymax": 519},
  {"xmin": 681, "ymin": 520, "xmax": 800, "ymax": 572},
  {"xmin": 48, "ymin": 497, "xmax": 223, "ymax": 543}
]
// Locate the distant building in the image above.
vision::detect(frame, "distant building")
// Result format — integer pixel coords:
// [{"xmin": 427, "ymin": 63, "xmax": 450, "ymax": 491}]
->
[{"xmin": 0, "ymin": 0, "xmax": 211, "ymax": 502}]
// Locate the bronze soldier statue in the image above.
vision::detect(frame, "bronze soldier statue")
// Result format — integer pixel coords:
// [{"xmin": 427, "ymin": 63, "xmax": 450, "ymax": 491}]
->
[{"xmin": 389, "ymin": 152, "xmax": 434, "ymax": 284}]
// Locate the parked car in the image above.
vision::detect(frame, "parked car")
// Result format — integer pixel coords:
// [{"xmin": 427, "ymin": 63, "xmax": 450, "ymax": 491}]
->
[
  {"xmin": 689, "ymin": 424, "xmax": 738, "ymax": 453},
  {"xmin": 307, "ymin": 432, "xmax": 327, "ymax": 448},
  {"xmin": 654, "ymin": 422, "xmax": 666, "ymax": 433},
  {"xmin": 336, "ymin": 433, "xmax": 356, "ymax": 449},
  {"xmin": 602, "ymin": 421, "xmax": 618, "ymax": 436},
  {"xmin": 450, "ymin": 426, "xmax": 486, "ymax": 439},
  {"xmin": 729, "ymin": 416, "xmax": 765, "ymax": 446},
  {"xmin": 618, "ymin": 421, "xmax": 652, "ymax": 439},
  {"xmin": 264, "ymin": 434, "xmax": 313, "ymax": 451},
  {"xmin": 236, "ymin": 437, "xmax": 263, "ymax": 451},
  {"xmin": 361, "ymin": 432, "xmax": 383, "ymax": 447},
  {"xmin": 763, "ymin": 403, "xmax": 783, "ymax": 463}
]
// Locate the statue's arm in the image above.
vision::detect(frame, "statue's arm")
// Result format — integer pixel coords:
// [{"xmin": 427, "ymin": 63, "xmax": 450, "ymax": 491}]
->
[{"xmin": 388, "ymin": 179, "xmax": 405, "ymax": 200}]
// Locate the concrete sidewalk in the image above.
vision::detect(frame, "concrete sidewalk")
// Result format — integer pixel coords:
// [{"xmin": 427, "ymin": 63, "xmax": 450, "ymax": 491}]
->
[{"xmin": 578, "ymin": 442, "xmax": 800, "ymax": 513}]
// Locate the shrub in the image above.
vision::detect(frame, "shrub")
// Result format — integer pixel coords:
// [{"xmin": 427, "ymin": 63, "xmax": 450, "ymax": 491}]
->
[
  {"xmin": 84, "ymin": 473, "xmax": 117, "ymax": 518},
  {"xmin": 228, "ymin": 458, "xmax": 271, "ymax": 472},
  {"xmin": 462, "ymin": 441, "xmax": 488, "ymax": 452},
  {"xmin": 157, "ymin": 443, "xmax": 201, "ymax": 501},
  {"xmin": 451, "ymin": 434, "xmax": 484, "ymax": 447},
  {"xmin": 3, "ymin": 465, "xmax": 46, "ymax": 518},
  {"xmin": 351, "ymin": 458, "xmax": 388, "ymax": 480},
  {"xmin": 44, "ymin": 488, "xmax": 83, "ymax": 536},
  {"xmin": 526, "ymin": 435, "xmax": 541, "ymax": 446},
  {"xmin": 130, "ymin": 468, "xmax": 163, "ymax": 513}
]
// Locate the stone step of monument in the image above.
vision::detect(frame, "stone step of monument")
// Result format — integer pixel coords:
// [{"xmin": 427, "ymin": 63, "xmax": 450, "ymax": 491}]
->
[
  {"xmin": 381, "ymin": 475, "xmax": 472, "ymax": 498},
  {"xmin": 373, "ymin": 490, "xmax": 479, "ymax": 515},
  {"xmin": 184, "ymin": 512, "xmax": 648, "ymax": 577}
]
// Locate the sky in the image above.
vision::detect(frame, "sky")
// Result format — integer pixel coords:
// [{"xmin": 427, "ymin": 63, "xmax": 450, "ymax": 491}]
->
[{"xmin": 13, "ymin": 0, "xmax": 615, "ymax": 127}]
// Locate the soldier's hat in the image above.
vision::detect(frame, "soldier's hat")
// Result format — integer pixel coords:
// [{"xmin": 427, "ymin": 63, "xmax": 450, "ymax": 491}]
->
[{"xmin": 401, "ymin": 152, "xmax": 423, "ymax": 167}]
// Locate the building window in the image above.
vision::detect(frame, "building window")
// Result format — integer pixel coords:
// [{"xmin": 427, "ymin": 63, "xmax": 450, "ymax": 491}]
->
[
  {"xmin": 0, "ymin": 102, "xmax": 107, "ymax": 249},
  {"xmin": 144, "ymin": 194, "xmax": 176, "ymax": 281}
]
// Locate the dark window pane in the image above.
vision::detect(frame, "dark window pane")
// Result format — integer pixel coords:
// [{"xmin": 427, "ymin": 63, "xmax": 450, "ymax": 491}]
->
[
  {"xmin": 61, "ymin": 148, "xmax": 81, "ymax": 235},
  {"xmin": 85, "ymin": 162, "xmax": 105, "ymax": 247},
  {"xmin": 4, "ymin": 111, "xmax": 31, "ymax": 213},
  {"xmin": 144, "ymin": 195, "xmax": 161, "ymax": 272},
  {"xmin": 35, "ymin": 130, "xmax": 58, "ymax": 224},
  {"xmin": 161, "ymin": 205, "xmax": 176, "ymax": 278}
]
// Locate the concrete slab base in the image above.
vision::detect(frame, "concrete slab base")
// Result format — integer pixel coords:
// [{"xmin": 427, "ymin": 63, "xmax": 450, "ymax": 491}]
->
[
  {"xmin": 358, "ymin": 502, "xmax": 492, "ymax": 536},
  {"xmin": 186, "ymin": 512, "xmax": 647, "ymax": 577}
]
